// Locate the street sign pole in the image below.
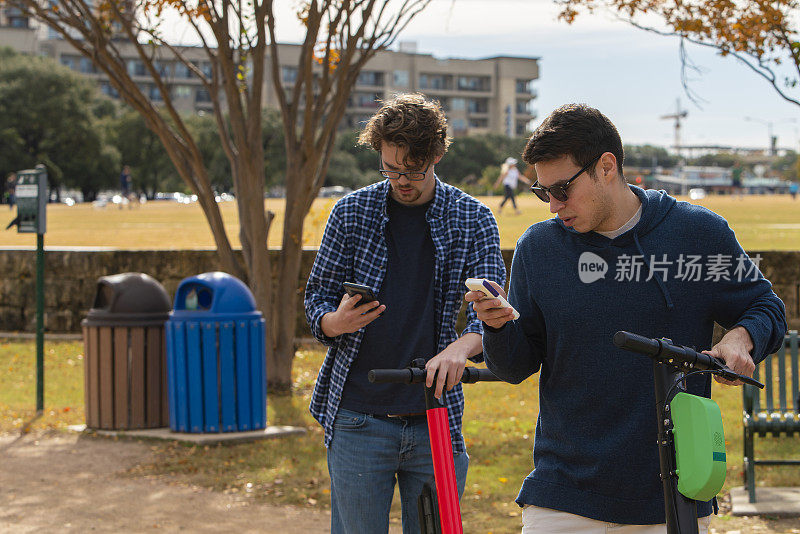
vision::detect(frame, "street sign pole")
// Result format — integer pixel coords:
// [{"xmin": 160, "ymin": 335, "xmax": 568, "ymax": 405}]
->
[
  {"xmin": 10, "ymin": 165, "xmax": 47, "ymax": 414},
  {"xmin": 36, "ymin": 231, "xmax": 44, "ymax": 413}
]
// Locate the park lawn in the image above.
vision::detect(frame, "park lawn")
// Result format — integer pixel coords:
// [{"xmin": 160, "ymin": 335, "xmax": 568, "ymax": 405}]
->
[
  {"xmin": 1, "ymin": 340, "xmax": 798, "ymax": 533},
  {"xmin": 1, "ymin": 194, "xmax": 799, "ymax": 251}
]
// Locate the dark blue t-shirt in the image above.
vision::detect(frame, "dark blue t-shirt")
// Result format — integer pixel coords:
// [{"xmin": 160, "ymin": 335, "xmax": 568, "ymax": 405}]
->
[{"xmin": 339, "ymin": 195, "xmax": 436, "ymax": 414}]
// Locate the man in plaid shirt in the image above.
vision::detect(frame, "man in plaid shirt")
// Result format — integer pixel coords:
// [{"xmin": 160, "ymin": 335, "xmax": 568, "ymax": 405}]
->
[{"xmin": 305, "ymin": 93, "xmax": 505, "ymax": 533}]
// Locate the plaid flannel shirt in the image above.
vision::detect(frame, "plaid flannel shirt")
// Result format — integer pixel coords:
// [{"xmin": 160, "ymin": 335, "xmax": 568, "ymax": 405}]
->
[{"xmin": 305, "ymin": 177, "xmax": 506, "ymax": 454}]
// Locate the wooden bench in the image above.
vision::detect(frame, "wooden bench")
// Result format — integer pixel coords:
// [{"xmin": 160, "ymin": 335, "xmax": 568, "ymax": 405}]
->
[{"xmin": 742, "ymin": 330, "xmax": 800, "ymax": 503}]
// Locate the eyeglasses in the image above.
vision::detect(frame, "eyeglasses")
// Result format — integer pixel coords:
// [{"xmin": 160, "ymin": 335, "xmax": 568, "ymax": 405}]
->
[
  {"xmin": 379, "ymin": 162, "xmax": 431, "ymax": 181},
  {"xmin": 530, "ymin": 154, "xmax": 602, "ymax": 203}
]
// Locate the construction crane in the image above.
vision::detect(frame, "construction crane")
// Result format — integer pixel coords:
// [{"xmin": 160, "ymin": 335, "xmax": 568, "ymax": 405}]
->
[{"xmin": 660, "ymin": 99, "xmax": 688, "ymax": 156}]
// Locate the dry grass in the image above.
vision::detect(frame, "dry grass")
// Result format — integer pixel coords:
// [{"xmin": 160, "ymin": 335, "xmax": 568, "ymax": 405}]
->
[{"xmin": 1, "ymin": 193, "xmax": 798, "ymax": 250}]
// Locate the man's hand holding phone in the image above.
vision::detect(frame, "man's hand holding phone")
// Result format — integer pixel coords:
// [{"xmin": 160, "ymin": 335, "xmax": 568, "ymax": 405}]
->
[
  {"xmin": 320, "ymin": 285, "xmax": 385, "ymax": 338},
  {"xmin": 465, "ymin": 279, "xmax": 517, "ymax": 330}
]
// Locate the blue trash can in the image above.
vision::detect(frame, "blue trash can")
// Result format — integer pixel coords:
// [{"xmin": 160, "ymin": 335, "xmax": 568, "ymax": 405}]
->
[{"xmin": 165, "ymin": 272, "xmax": 266, "ymax": 433}]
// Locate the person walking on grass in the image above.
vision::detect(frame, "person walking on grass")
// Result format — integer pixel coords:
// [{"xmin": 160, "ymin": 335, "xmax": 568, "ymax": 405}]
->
[
  {"xmin": 304, "ymin": 93, "xmax": 505, "ymax": 534},
  {"xmin": 468, "ymin": 103, "xmax": 786, "ymax": 534},
  {"xmin": 5, "ymin": 172, "xmax": 16, "ymax": 209},
  {"xmin": 495, "ymin": 157, "xmax": 531, "ymax": 215},
  {"xmin": 119, "ymin": 165, "xmax": 134, "ymax": 208}
]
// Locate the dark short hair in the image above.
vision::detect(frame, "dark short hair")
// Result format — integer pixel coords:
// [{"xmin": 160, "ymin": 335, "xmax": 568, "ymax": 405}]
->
[
  {"xmin": 358, "ymin": 93, "xmax": 451, "ymax": 168},
  {"xmin": 523, "ymin": 104, "xmax": 624, "ymax": 178}
]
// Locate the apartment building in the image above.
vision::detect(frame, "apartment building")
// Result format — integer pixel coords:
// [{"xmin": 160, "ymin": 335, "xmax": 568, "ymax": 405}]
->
[
  {"xmin": 268, "ymin": 43, "xmax": 539, "ymax": 136},
  {"xmin": 0, "ymin": 15, "xmax": 539, "ymax": 137}
]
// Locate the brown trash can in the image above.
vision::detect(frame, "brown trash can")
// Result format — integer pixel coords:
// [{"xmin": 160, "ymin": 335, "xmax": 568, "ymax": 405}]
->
[{"xmin": 81, "ymin": 273, "xmax": 171, "ymax": 430}]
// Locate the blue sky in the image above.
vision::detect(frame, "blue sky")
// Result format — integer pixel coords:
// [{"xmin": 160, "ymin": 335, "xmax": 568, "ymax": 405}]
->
[
  {"xmin": 175, "ymin": 0, "xmax": 800, "ymax": 150},
  {"xmin": 388, "ymin": 0, "xmax": 800, "ymax": 151}
]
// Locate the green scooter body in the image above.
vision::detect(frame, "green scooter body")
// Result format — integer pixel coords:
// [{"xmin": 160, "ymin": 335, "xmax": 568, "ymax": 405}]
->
[{"xmin": 670, "ymin": 392, "xmax": 727, "ymax": 501}]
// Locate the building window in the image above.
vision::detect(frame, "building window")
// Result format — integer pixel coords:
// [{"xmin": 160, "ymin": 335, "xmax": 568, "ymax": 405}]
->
[
  {"xmin": 349, "ymin": 92, "xmax": 382, "ymax": 109},
  {"xmin": 516, "ymin": 119, "xmax": 532, "ymax": 136},
  {"xmin": 357, "ymin": 70, "xmax": 384, "ymax": 86},
  {"xmin": 127, "ymin": 59, "xmax": 146, "ymax": 77},
  {"xmin": 516, "ymin": 79, "xmax": 533, "ymax": 94},
  {"xmin": 450, "ymin": 98, "xmax": 465, "ymax": 111},
  {"xmin": 5, "ymin": 7, "xmax": 28, "ymax": 28},
  {"xmin": 393, "ymin": 70, "xmax": 409, "ymax": 87},
  {"xmin": 60, "ymin": 55, "xmax": 76, "ymax": 70},
  {"xmin": 139, "ymin": 84, "xmax": 163, "ymax": 101},
  {"xmin": 99, "ymin": 81, "xmax": 119, "ymax": 98},
  {"xmin": 457, "ymin": 75, "xmax": 489, "ymax": 92},
  {"xmin": 516, "ymin": 99, "xmax": 533, "ymax": 115},
  {"xmin": 468, "ymin": 118, "xmax": 488, "ymax": 128},
  {"xmin": 419, "ymin": 73, "xmax": 451, "ymax": 90},
  {"xmin": 173, "ymin": 85, "xmax": 192, "ymax": 99},
  {"xmin": 200, "ymin": 61, "xmax": 213, "ymax": 79},
  {"xmin": 79, "ymin": 57, "xmax": 96, "ymax": 74},
  {"xmin": 344, "ymin": 113, "xmax": 373, "ymax": 129},
  {"xmin": 154, "ymin": 61, "xmax": 170, "ymax": 78},
  {"xmin": 451, "ymin": 118, "xmax": 467, "ymax": 133},
  {"xmin": 196, "ymin": 88, "xmax": 212, "ymax": 103},
  {"xmin": 9, "ymin": 16, "xmax": 28, "ymax": 28},
  {"xmin": 174, "ymin": 62, "xmax": 193, "ymax": 79},
  {"xmin": 281, "ymin": 66, "xmax": 298, "ymax": 84},
  {"xmin": 467, "ymin": 98, "xmax": 488, "ymax": 113}
]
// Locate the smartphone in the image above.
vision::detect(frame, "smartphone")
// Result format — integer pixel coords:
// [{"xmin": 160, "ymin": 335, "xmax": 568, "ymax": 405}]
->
[{"xmin": 343, "ymin": 282, "xmax": 378, "ymax": 308}]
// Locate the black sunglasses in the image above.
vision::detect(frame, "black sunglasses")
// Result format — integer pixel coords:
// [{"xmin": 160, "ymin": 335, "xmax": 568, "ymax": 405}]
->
[{"xmin": 530, "ymin": 154, "xmax": 602, "ymax": 203}]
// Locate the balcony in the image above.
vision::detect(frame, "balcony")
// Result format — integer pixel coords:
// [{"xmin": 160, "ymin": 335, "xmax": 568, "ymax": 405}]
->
[
  {"xmin": 419, "ymin": 73, "xmax": 453, "ymax": 91},
  {"xmin": 348, "ymin": 92, "xmax": 383, "ymax": 110},
  {"xmin": 457, "ymin": 76, "xmax": 490, "ymax": 92},
  {"xmin": 356, "ymin": 70, "xmax": 385, "ymax": 87},
  {"xmin": 515, "ymin": 79, "xmax": 536, "ymax": 95}
]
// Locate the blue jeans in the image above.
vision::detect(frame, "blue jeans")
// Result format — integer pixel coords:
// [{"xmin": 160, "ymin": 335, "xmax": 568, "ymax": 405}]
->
[{"xmin": 327, "ymin": 408, "xmax": 469, "ymax": 534}]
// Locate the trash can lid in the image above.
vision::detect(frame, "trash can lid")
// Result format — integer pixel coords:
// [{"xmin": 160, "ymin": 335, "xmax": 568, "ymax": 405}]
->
[
  {"xmin": 172, "ymin": 271, "xmax": 258, "ymax": 315},
  {"xmin": 83, "ymin": 272, "xmax": 171, "ymax": 326}
]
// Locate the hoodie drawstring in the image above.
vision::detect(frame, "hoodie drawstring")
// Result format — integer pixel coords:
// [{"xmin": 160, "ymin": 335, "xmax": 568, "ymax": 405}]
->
[{"xmin": 633, "ymin": 232, "xmax": 674, "ymax": 310}]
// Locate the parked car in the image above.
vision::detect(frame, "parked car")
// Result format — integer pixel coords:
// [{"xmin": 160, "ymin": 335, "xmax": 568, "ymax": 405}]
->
[
  {"xmin": 318, "ymin": 186, "xmax": 352, "ymax": 198},
  {"xmin": 689, "ymin": 188, "xmax": 707, "ymax": 200}
]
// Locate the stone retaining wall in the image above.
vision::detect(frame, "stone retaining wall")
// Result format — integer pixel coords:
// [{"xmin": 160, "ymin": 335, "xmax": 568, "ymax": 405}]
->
[{"xmin": 1, "ymin": 249, "xmax": 797, "ymax": 334}]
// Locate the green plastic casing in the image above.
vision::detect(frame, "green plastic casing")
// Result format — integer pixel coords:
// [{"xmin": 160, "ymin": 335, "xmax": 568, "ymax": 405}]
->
[{"xmin": 670, "ymin": 392, "xmax": 727, "ymax": 501}]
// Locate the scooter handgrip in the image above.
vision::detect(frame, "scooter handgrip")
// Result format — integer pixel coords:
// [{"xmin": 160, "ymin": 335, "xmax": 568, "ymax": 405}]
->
[
  {"xmin": 461, "ymin": 367, "xmax": 503, "ymax": 383},
  {"xmin": 368, "ymin": 368, "xmax": 417, "ymax": 384},
  {"xmin": 613, "ymin": 331, "xmax": 660, "ymax": 356}
]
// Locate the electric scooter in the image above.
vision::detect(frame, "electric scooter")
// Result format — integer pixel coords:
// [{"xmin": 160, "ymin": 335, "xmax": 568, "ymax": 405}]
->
[
  {"xmin": 368, "ymin": 358, "xmax": 501, "ymax": 534},
  {"xmin": 613, "ymin": 331, "xmax": 765, "ymax": 534}
]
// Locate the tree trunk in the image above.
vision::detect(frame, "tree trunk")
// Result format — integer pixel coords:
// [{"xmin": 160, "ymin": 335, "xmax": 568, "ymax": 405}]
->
[{"xmin": 269, "ymin": 164, "xmax": 309, "ymax": 393}]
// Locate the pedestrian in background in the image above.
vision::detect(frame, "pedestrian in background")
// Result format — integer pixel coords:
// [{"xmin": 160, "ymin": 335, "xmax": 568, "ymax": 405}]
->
[
  {"xmin": 6, "ymin": 172, "xmax": 16, "ymax": 209},
  {"xmin": 119, "ymin": 165, "xmax": 133, "ymax": 209},
  {"xmin": 494, "ymin": 157, "xmax": 530, "ymax": 214}
]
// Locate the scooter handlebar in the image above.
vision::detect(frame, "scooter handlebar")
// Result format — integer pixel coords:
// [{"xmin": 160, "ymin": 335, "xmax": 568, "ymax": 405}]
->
[
  {"xmin": 614, "ymin": 330, "xmax": 764, "ymax": 389},
  {"xmin": 613, "ymin": 331, "xmax": 661, "ymax": 357},
  {"xmin": 367, "ymin": 368, "xmax": 421, "ymax": 384},
  {"xmin": 368, "ymin": 366, "xmax": 502, "ymax": 384}
]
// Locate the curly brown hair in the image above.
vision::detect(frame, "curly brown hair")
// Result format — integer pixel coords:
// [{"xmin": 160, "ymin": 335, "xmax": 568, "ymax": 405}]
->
[{"xmin": 358, "ymin": 93, "xmax": 451, "ymax": 168}]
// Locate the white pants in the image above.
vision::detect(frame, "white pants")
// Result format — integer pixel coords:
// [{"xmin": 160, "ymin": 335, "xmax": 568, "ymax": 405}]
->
[{"xmin": 521, "ymin": 505, "xmax": 712, "ymax": 534}]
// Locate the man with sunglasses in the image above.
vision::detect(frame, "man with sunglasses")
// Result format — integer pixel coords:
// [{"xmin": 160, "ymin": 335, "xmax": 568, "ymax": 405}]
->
[
  {"xmin": 468, "ymin": 104, "xmax": 786, "ymax": 533},
  {"xmin": 305, "ymin": 93, "xmax": 505, "ymax": 533}
]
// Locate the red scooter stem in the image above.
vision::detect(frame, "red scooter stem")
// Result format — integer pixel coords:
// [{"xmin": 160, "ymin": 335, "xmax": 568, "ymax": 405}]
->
[
  {"xmin": 425, "ymin": 385, "xmax": 462, "ymax": 534},
  {"xmin": 368, "ymin": 363, "xmax": 502, "ymax": 533}
]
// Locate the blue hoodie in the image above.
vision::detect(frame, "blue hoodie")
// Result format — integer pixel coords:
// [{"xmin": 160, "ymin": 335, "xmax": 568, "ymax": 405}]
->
[{"xmin": 483, "ymin": 186, "xmax": 786, "ymax": 525}]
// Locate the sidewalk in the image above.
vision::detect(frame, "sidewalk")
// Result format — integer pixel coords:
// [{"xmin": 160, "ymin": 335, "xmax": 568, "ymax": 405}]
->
[{"xmin": 1, "ymin": 432, "xmax": 332, "ymax": 533}]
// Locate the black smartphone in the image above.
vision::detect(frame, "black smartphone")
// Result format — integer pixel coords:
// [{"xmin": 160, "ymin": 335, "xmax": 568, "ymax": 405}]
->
[{"xmin": 342, "ymin": 282, "xmax": 378, "ymax": 308}]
